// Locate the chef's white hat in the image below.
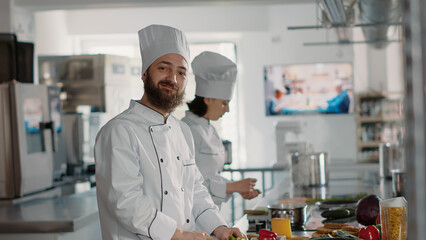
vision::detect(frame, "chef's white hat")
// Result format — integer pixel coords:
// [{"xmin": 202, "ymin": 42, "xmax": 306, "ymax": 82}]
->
[
  {"xmin": 192, "ymin": 51, "xmax": 237, "ymax": 100},
  {"xmin": 138, "ymin": 24, "xmax": 190, "ymax": 75}
]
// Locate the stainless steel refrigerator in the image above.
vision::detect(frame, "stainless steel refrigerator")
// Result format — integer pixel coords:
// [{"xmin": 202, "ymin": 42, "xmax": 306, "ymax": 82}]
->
[
  {"xmin": 0, "ymin": 81, "xmax": 54, "ymax": 198},
  {"xmin": 38, "ymin": 54, "xmax": 143, "ymax": 169}
]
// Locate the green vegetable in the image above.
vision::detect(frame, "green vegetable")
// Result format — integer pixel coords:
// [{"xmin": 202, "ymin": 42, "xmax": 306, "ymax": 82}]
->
[
  {"xmin": 347, "ymin": 208, "xmax": 355, "ymax": 216},
  {"xmin": 229, "ymin": 236, "xmax": 244, "ymax": 240},
  {"xmin": 309, "ymin": 234, "xmax": 334, "ymax": 239},
  {"xmin": 374, "ymin": 224, "xmax": 381, "ymax": 233},
  {"xmin": 334, "ymin": 230, "xmax": 363, "ymax": 240},
  {"xmin": 309, "ymin": 231, "xmax": 362, "ymax": 240},
  {"xmin": 321, "ymin": 208, "xmax": 355, "ymax": 219}
]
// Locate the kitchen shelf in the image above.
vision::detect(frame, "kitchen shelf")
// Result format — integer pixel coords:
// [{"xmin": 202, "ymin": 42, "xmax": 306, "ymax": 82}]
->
[
  {"xmin": 355, "ymin": 92, "xmax": 403, "ymax": 163},
  {"xmin": 358, "ymin": 141, "xmax": 383, "ymax": 148},
  {"xmin": 357, "ymin": 116, "xmax": 404, "ymax": 123}
]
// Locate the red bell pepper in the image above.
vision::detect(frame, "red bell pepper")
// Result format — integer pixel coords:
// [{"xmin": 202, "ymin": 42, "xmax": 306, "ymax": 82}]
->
[
  {"xmin": 258, "ymin": 229, "xmax": 277, "ymax": 240},
  {"xmin": 358, "ymin": 225, "xmax": 380, "ymax": 240},
  {"xmin": 376, "ymin": 215, "xmax": 381, "ymax": 224}
]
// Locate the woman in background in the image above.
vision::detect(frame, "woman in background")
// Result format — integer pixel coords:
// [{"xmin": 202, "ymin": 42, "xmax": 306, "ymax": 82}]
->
[{"xmin": 182, "ymin": 51, "xmax": 260, "ymax": 208}]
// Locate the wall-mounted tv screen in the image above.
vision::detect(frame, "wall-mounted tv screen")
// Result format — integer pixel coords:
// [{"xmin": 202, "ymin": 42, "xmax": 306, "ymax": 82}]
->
[{"xmin": 264, "ymin": 62, "xmax": 354, "ymax": 116}]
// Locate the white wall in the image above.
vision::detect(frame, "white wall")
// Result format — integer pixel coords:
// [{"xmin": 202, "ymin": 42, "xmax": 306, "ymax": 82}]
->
[
  {"xmin": 233, "ymin": 4, "xmax": 357, "ymax": 166},
  {"xmin": 386, "ymin": 41, "xmax": 404, "ymax": 93},
  {"xmin": 35, "ymin": 10, "xmax": 73, "ymax": 55},
  {"xmin": 34, "ymin": 3, "xmax": 404, "ymax": 167},
  {"xmin": 13, "ymin": 7, "xmax": 35, "ymax": 42},
  {"xmin": 0, "ymin": 0, "xmax": 13, "ymax": 32}
]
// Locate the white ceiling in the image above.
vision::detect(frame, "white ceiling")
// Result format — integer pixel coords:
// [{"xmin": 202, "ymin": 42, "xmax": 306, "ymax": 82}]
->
[{"xmin": 15, "ymin": 0, "xmax": 313, "ymax": 11}]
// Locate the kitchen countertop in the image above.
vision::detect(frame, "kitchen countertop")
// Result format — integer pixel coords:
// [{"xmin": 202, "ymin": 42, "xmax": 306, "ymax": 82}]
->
[
  {"xmin": 0, "ymin": 188, "xmax": 98, "ymax": 233},
  {"xmin": 0, "ymin": 167, "xmax": 392, "ymax": 237},
  {"xmin": 248, "ymin": 168, "xmax": 391, "ymax": 208},
  {"xmin": 235, "ymin": 169, "xmax": 393, "ymax": 238}
]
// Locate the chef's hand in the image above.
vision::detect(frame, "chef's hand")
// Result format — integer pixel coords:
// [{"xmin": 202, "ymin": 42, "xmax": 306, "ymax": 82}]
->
[
  {"xmin": 212, "ymin": 225, "xmax": 246, "ymax": 240},
  {"xmin": 241, "ymin": 189, "xmax": 260, "ymax": 199},
  {"xmin": 227, "ymin": 178, "xmax": 257, "ymax": 195},
  {"xmin": 172, "ymin": 228, "xmax": 215, "ymax": 240}
]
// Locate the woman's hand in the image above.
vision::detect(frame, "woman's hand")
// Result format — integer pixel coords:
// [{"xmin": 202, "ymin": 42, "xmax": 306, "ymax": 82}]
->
[
  {"xmin": 227, "ymin": 178, "xmax": 257, "ymax": 195},
  {"xmin": 241, "ymin": 189, "xmax": 260, "ymax": 199}
]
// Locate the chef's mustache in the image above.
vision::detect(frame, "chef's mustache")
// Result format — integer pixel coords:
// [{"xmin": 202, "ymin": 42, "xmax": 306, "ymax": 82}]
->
[{"xmin": 158, "ymin": 80, "xmax": 178, "ymax": 90}]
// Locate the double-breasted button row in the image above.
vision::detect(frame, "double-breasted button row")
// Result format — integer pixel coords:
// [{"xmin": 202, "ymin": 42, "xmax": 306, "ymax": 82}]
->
[
  {"xmin": 159, "ymin": 156, "xmax": 181, "ymax": 163},
  {"xmin": 163, "ymin": 187, "xmax": 184, "ymax": 195}
]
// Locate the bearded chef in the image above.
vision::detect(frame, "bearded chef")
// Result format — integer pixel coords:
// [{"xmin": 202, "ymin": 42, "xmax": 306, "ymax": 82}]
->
[
  {"xmin": 94, "ymin": 25, "xmax": 245, "ymax": 240},
  {"xmin": 182, "ymin": 52, "xmax": 259, "ymax": 208}
]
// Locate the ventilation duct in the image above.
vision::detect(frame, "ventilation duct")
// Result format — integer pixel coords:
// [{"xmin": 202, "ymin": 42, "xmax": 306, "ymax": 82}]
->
[
  {"xmin": 318, "ymin": 0, "xmax": 356, "ymax": 43},
  {"xmin": 358, "ymin": 0, "xmax": 402, "ymax": 49},
  {"xmin": 288, "ymin": 0, "xmax": 402, "ymax": 46}
]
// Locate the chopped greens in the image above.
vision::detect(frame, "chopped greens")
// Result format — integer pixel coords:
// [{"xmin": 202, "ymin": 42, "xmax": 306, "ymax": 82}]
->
[{"xmin": 309, "ymin": 231, "xmax": 362, "ymax": 240}]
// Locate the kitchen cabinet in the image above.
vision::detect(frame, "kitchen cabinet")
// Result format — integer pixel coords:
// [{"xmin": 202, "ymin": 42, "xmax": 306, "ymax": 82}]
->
[{"xmin": 355, "ymin": 92, "xmax": 404, "ymax": 163}]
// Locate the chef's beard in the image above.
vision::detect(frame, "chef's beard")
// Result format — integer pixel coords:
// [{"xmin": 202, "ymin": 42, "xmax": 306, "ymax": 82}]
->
[{"xmin": 144, "ymin": 71, "xmax": 185, "ymax": 113}]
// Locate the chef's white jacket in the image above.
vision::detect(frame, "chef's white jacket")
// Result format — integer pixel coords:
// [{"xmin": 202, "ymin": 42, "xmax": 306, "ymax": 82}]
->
[
  {"xmin": 95, "ymin": 101, "xmax": 227, "ymax": 240},
  {"xmin": 181, "ymin": 111, "xmax": 232, "ymax": 207}
]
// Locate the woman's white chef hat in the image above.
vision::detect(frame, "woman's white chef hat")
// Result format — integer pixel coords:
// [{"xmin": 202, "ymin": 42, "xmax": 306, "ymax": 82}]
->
[
  {"xmin": 138, "ymin": 24, "xmax": 190, "ymax": 75},
  {"xmin": 192, "ymin": 51, "xmax": 237, "ymax": 101}
]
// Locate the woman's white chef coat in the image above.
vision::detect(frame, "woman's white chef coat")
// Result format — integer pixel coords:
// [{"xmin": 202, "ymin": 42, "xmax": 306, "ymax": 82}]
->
[
  {"xmin": 95, "ymin": 101, "xmax": 227, "ymax": 240},
  {"xmin": 181, "ymin": 111, "xmax": 231, "ymax": 207}
]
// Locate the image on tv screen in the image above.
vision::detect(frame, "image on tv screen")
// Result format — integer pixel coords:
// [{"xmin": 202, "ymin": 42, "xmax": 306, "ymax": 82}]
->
[{"xmin": 264, "ymin": 62, "xmax": 354, "ymax": 116}]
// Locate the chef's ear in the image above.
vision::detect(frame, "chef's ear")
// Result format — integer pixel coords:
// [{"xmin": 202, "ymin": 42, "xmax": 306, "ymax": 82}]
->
[
  {"xmin": 142, "ymin": 66, "xmax": 150, "ymax": 82},
  {"xmin": 204, "ymin": 97, "xmax": 212, "ymax": 106},
  {"xmin": 142, "ymin": 72, "xmax": 147, "ymax": 82}
]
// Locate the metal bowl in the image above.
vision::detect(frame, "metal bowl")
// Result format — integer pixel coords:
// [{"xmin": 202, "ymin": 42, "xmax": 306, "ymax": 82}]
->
[{"xmin": 267, "ymin": 204, "xmax": 307, "ymax": 228}]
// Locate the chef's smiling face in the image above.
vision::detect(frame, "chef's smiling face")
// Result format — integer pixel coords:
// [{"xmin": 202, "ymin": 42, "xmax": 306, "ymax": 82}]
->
[
  {"xmin": 204, "ymin": 98, "xmax": 230, "ymax": 121},
  {"xmin": 142, "ymin": 53, "xmax": 188, "ymax": 113}
]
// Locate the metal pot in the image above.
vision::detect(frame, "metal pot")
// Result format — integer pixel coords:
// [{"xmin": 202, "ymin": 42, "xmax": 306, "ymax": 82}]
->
[
  {"xmin": 267, "ymin": 204, "xmax": 307, "ymax": 228},
  {"xmin": 379, "ymin": 142, "xmax": 405, "ymax": 179},
  {"xmin": 289, "ymin": 152, "xmax": 329, "ymax": 187}
]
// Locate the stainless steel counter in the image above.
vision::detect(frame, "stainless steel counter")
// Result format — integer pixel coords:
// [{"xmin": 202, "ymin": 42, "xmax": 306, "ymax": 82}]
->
[
  {"xmin": 234, "ymin": 167, "xmax": 394, "ymax": 237},
  {"xmin": 247, "ymin": 164, "xmax": 390, "ymax": 207},
  {"xmin": 0, "ymin": 188, "xmax": 99, "ymax": 234}
]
